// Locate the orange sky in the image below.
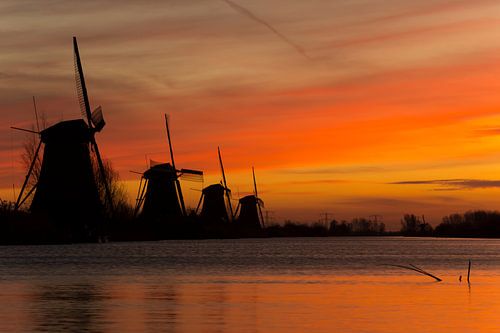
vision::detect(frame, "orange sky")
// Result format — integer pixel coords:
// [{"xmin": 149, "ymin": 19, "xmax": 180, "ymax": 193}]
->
[{"xmin": 1, "ymin": 0, "xmax": 500, "ymax": 227}]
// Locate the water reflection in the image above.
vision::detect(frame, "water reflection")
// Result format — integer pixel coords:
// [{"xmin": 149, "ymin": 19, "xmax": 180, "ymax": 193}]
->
[
  {"xmin": 144, "ymin": 285, "xmax": 178, "ymax": 332},
  {"xmin": 30, "ymin": 283, "xmax": 107, "ymax": 332},
  {"xmin": 1, "ymin": 238, "xmax": 500, "ymax": 332},
  {"xmin": 5, "ymin": 274, "xmax": 500, "ymax": 332}
]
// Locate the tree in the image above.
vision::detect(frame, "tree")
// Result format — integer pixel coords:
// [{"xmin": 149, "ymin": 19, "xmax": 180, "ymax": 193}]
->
[
  {"xmin": 92, "ymin": 157, "xmax": 133, "ymax": 219},
  {"xmin": 400, "ymin": 214, "xmax": 420, "ymax": 235},
  {"xmin": 401, "ymin": 214, "xmax": 433, "ymax": 236}
]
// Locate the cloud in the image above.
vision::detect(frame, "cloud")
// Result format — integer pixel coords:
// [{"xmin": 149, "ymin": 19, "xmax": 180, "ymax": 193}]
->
[
  {"xmin": 336, "ymin": 197, "xmax": 440, "ymax": 207},
  {"xmin": 281, "ymin": 166, "xmax": 384, "ymax": 175},
  {"xmin": 221, "ymin": 0, "xmax": 309, "ymax": 59},
  {"xmin": 472, "ymin": 128, "xmax": 500, "ymax": 137},
  {"xmin": 390, "ymin": 179, "xmax": 500, "ymax": 190}
]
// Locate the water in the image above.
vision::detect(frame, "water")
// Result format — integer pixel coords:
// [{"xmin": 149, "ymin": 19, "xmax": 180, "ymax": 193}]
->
[{"xmin": 1, "ymin": 237, "xmax": 500, "ymax": 332}]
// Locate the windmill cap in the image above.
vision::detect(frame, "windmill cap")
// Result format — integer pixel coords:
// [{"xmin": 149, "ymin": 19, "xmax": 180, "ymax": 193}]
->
[
  {"xmin": 143, "ymin": 163, "xmax": 176, "ymax": 179},
  {"xmin": 239, "ymin": 195, "xmax": 258, "ymax": 203},
  {"xmin": 202, "ymin": 183, "xmax": 226, "ymax": 195},
  {"xmin": 40, "ymin": 119, "xmax": 91, "ymax": 144}
]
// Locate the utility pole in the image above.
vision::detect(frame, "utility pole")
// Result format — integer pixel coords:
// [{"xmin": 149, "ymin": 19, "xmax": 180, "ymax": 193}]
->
[
  {"xmin": 320, "ymin": 212, "xmax": 332, "ymax": 227},
  {"xmin": 369, "ymin": 215, "xmax": 382, "ymax": 223},
  {"xmin": 265, "ymin": 210, "xmax": 275, "ymax": 225}
]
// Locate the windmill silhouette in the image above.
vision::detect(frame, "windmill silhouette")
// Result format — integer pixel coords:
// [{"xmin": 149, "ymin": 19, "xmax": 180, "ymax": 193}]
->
[
  {"xmin": 13, "ymin": 37, "xmax": 112, "ymax": 241},
  {"xmin": 134, "ymin": 114, "xmax": 203, "ymax": 222},
  {"xmin": 235, "ymin": 167, "xmax": 265, "ymax": 229},
  {"xmin": 196, "ymin": 147, "xmax": 234, "ymax": 224}
]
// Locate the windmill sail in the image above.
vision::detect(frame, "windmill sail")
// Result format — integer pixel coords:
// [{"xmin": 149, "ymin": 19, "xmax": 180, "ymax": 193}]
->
[
  {"xmin": 73, "ymin": 36, "xmax": 114, "ymax": 214},
  {"xmin": 91, "ymin": 106, "xmax": 105, "ymax": 132},
  {"xmin": 164, "ymin": 114, "xmax": 188, "ymax": 216},
  {"xmin": 73, "ymin": 37, "xmax": 91, "ymax": 123},
  {"xmin": 218, "ymin": 147, "xmax": 234, "ymax": 221},
  {"xmin": 180, "ymin": 168, "xmax": 204, "ymax": 182}
]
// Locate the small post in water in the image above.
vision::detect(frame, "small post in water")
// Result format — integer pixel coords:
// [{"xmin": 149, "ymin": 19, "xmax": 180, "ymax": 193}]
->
[{"xmin": 467, "ymin": 260, "xmax": 471, "ymax": 284}]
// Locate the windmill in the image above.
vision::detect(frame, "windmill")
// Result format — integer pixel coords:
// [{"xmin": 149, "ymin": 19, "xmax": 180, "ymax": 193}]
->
[
  {"xmin": 235, "ymin": 167, "xmax": 265, "ymax": 229},
  {"xmin": 134, "ymin": 114, "xmax": 203, "ymax": 221},
  {"xmin": 13, "ymin": 37, "xmax": 112, "ymax": 241},
  {"xmin": 195, "ymin": 147, "xmax": 233, "ymax": 224}
]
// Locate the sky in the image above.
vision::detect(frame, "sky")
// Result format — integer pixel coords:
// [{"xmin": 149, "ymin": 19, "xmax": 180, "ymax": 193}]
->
[{"xmin": 1, "ymin": 0, "xmax": 500, "ymax": 228}]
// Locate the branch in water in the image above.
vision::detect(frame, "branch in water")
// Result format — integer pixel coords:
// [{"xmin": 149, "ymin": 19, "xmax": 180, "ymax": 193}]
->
[{"xmin": 387, "ymin": 264, "xmax": 442, "ymax": 282}]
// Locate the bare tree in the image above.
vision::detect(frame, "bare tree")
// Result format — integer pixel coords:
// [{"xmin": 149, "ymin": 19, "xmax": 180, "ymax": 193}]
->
[
  {"xmin": 92, "ymin": 157, "xmax": 133, "ymax": 219},
  {"xmin": 20, "ymin": 130, "xmax": 42, "ymax": 189}
]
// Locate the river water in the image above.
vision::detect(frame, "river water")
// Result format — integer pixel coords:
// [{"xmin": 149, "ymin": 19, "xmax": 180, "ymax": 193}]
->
[{"xmin": 0, "ymin": 237, "xmax": 499, "ymax": 332}]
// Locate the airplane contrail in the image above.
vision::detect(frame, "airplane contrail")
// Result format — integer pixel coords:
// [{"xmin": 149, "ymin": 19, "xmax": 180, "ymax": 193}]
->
[{"xmin": 221, "ymin": 0, "xmax": 310, "ymax": 59}]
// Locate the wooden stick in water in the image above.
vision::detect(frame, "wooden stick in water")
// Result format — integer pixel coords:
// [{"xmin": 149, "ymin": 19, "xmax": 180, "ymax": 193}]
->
[
  {"xmin": 388, "ymin": 264, "xmax": 442, "ymax": 282},
  {"xmin": 467, "ymin": 260, "xmax": 471, "ymax": 283}
]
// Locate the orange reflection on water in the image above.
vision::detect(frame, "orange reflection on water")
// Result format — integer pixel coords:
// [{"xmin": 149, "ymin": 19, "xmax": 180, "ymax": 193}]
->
[{"xmin": 2, "ymin": 274, "xmax": 500, "ymax": 332}]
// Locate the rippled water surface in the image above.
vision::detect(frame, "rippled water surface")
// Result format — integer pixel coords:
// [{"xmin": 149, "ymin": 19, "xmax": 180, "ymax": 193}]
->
[{"xmin": 1, "ymin": 237, "xmax": 500, "ymax": 332}]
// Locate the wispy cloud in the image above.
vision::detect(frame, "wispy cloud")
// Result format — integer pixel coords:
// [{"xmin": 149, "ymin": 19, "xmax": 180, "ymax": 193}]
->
[
  {"xmin": 221, "ymin": 0, "xmax": 310, "ymax": 59},
  {"xmin": 390, "ymin": 179, "xmax": 500, "ymax": 190},
  {"xmin": 281, "ymin": 166, "xmax": 384, "ymax": 175},
  {"xmin": 472, "ymin": 128, "xmax": 500, "ymax": 137}
]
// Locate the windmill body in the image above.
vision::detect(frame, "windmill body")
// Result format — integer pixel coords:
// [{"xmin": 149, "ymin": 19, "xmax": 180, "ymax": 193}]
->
[
  {"xmin": 235, "ymin": 167, "xmax": 265, "ymax": 229},
  {"xmin": 139, "ymin": 163, "xmax": 183, "ymax": 221},
  {"xmin": 200, "ymin": 184, "xmax": 230, "ymax": 224},
  {"xmin": 30, "ymin": 119, "xmax": 103, "ymax": 241},
  {"xmin": 236, "ymin": 195, "xmax": 263, "ymax": 229}
]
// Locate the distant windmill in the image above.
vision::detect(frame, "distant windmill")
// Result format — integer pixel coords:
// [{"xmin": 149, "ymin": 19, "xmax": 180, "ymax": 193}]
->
[
  {"xmin": 13, "ymin": 37, "xmax": 112, "ymax": 241},
  {"xmin": 235, "ymin": 166, "xmax": 265, "ymax": 229},
  {"xmin": 196, "ymin": 147, "xmax": 233, "ymax": 224},
  {"xmin": 134, "ymin": 114, "xmax": 203, "ymax": 221}
]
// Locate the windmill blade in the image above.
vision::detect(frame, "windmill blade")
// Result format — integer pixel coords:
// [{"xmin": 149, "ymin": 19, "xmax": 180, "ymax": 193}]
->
[
  {"xmin": 180, "ymin": 168, "xmax": 203, "ymax": 175},
  {"xmin": 195, "ymin": 193, "xmax": 204, "ymax": 214},
  {"xmin": 180, "ymin": 173, "xmax": 203, "ymax": 182},
  {"xmin": 17, "ymin": 183, "xmax": 38, "ymax": 208},
  {"xmin": 252, "ymin": 166, "xmax": 259, "ymax": 197},
  {"xmin": 73, "ymin": 36, "xmax": 93, "ymax": 127},
  {"xmin": 253, "ymin": 166, "xmax": 265, "ymax": 227},
  {"xmin": 164, "ymin": 114, "xmax": 186, "ymax": 216},
  {"xmin": 234, "ymin": 202, "xmax": 241, "ymax": 219},
  {"xmin": 256, "ymin": 197, "xmax": 265, "ymax": 208},
  {"xmin": 164, "ymin": 114, "xmax": 177, "ymax": 171},
  {"xmin": 91, "ymin": 106, "xmax": 106, "ymax": 132},
  {"xmin": 91, "ymin": 139, "xmax": 114, "ymax": 214},
  {"xmin": 15, "ymin": 139, "xmax": 43, "ymax": 210},
  {"xmin": 180, "ymin": 168, "xmax": 204, "ymax": 182},
  {"xmin": 218, "ymin": 146, "xmax": 234, "ymax": 220},
  {"xmin": 10, "ymin": 127, "xmax": 39, "ymax": 135},
  {"xmin": 32, "ymin": 96, "xmax": 40, "ymax": 132},
  {"xmin": 134, "ymin": 177, "xmax": 148, "ymax": 217}
]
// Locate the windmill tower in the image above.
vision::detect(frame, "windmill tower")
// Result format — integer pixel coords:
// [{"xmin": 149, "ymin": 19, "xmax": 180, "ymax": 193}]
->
[
  {"xmin": 14, "ymin": 37, "xmax": 113, "ymax": 242},
  {"xmin": 134, "ymin": 115, "xmax": 203, "ymax": 222},
  {"xmin": 235, "ymin": 167, "xmax": 265, "ymax": 229},
  {"xmin": 196, "ymin": 147, "xmax": 233, "ymax": 224}
]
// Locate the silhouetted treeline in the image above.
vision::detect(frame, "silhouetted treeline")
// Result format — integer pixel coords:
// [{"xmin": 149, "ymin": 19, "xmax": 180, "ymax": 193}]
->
[
  {"xmin": 434, "ymin": 210, "xmax": 500, "ymax": 238},
  {"xmin": 265, "ymin": 221, "xmax": 329, "ymax": 237},
  {"xmin": 264, "ymin": 218, "xmax": 387, "ymax": 238},
  {"xmin": 329, "ymin": 218, "xmax": 386, "ymax": 236}
]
